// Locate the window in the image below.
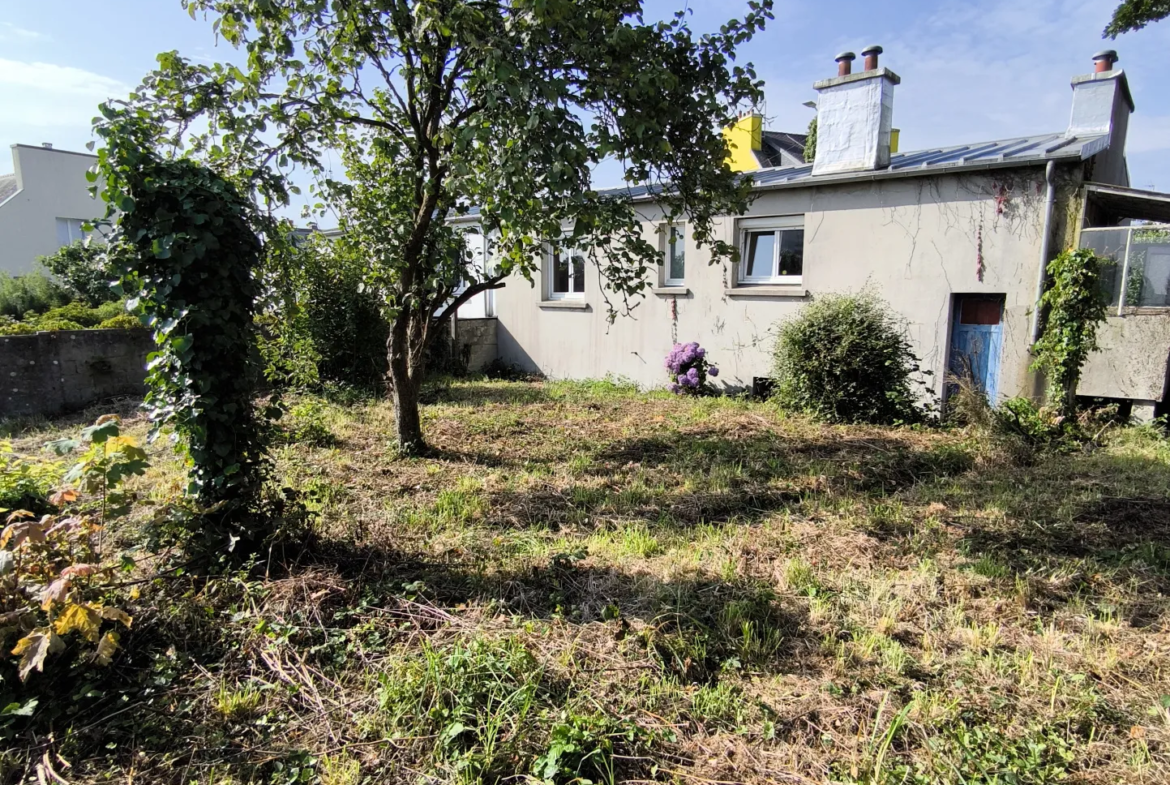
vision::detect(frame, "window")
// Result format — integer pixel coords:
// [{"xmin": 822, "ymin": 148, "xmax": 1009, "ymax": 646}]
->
[
  {"xmin": 548, "ymin": 243, "xmax": 586, "ymax": 299},
  {"xmin": 56, "ymin": 218, "xmax": 86, "ymax": 245},
  {"xmin": 738, "ymin": 216, "xmax": 804, "ymax": 284},
  {"xmin": 663, "ymin": 224, "xmax": 685, "ymax": 286}
]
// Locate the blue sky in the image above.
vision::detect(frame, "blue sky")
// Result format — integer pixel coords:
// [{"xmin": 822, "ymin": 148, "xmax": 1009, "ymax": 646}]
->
[{"xmin": 2, "ymin": 0, "xmax": 1168, "ymax": 222}]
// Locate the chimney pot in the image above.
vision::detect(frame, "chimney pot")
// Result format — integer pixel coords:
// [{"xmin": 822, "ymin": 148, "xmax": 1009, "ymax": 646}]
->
[
  {"xmin": 41, "ymin": 143, "xmax": 52, "ymax": 149},
  {"xmin": 835, "ymin": 51, "xmax": 856, "ymax": 77},
  {"xmin": 1093, "ymin": 49, "xmax": 1119, "ymax": 72},
  {"xmin": 861, "ymin": 45, "xmax": 883, "ymax": 71}
]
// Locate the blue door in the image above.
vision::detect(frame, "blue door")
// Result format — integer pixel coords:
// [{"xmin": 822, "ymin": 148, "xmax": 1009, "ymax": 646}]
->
[{"xmin": 948, "ymin": 296, "xmax": 1004, "ymax": 403}]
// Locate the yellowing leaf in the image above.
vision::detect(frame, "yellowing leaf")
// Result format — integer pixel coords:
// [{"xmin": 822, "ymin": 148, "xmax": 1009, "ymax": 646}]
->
[
  {"xmin": 94, "ymin": 631, "xmax": 119, "ymax": 667},
  {"xmin": 12, "ymin": 628, "xmax": 64, "ymax": 681},
  {"xmin": 99, "ymin": 607, "xmax": 133, "ymax": 629},
  {"xmin": 49, "ymin": 489, "xmax": 79, "ymax": 507},
  {"xmin": 40, "ymin": 577, "xmax": 71, "ymax": 611},
  {"xmin": 0, "ymin": 520, "xmax": 45, "ymax": 549},
  {"xmin": 54, "ymin": 603, "xmax": 101, "ymax": 642}
]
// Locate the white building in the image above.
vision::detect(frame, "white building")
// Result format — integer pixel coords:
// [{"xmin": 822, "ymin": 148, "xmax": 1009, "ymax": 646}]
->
[{"xmin": 0, "ymin": 143, "xmax": 101, "ymax": 276}]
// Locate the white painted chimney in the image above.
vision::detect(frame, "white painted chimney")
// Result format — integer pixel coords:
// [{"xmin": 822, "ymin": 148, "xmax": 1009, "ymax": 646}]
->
[
  {"xmin": 1068, "ymin": 50, "xmax": 1134, "ymax": 186},
  {"xmin": 812, "ymin": 45, "xmax": 900, "ymax": 176}
]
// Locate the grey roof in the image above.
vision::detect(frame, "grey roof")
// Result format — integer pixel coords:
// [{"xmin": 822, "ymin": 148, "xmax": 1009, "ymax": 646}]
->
[
  {"xmin": 0, "ymin": 174, "xmax": 17, "ymax": 204},
  {"xmin": 749, "ymin": 131, "xmax": 1110, "ymax": 189},
  {"xmin": 448, "ymin": 131, "xmax": 1110, "ymax": 219}
]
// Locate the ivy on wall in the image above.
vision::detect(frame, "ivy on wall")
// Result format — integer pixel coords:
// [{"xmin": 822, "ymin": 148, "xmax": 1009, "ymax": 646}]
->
[{"xmin": 1031, "ymin": 248, "xmax": 1110, "ymax": 414}]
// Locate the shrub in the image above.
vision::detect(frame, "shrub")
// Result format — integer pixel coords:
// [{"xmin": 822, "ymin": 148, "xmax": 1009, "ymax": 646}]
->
[
  {"xmin": 0, "ymin": 442, "xmax": 62, "ymax": 514},
  {"xmin": 0, "ymin": 318, "xmax": 35, "ymax": 336},
  {"xmin": 25, "ymin": 318, "xmax": 85, "ymax": 332},
  {"xmin": 772, "ymin": 292, "xmax": 925, "ymax": 424},
  {"xmin": 1, "ymin": 416, "xmax": 145, "ymax": 688},
  {"xmin": 37, "ymin": 242, "xmax": 120, "ymax": 306},
  {"xmin": 97, "ymin": 313, "xmax": 142, "ymax": 330},
  {"xmin": 260, "ymin": 234, "xmax": 389, "ymax": 390},
  {"xmin": 0, "ymin": 273, "xmax": 70, "ymax": 319},
  {"xmin": 37, "ymin": 302, "xmax": 106, "ymax": 328},
  {"xmin": 664, "ymin": 341, "xmax": 719, "ymax": 395}
]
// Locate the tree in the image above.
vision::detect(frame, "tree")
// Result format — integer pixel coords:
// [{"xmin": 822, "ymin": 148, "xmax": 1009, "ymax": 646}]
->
[
  {"xmin": 37, "ymin": 242, "xmax": 120, "ymax": 306},
  {"xmin": 1104, "ymin": 0, "xmax": 1170, "ymax": 36},
  {"xmin": 111, "ymin": 0, "xmax": 773, "ymax": 453}
]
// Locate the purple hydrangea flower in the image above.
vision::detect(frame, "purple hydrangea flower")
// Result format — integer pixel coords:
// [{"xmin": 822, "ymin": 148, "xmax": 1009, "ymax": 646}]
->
[
  {"xmin": 668, "ymin": 383, "xmax": 681, "ymax": 394},
  {"xmin": 686, "ymin": 367, "xmax": 699, "ymax": 382},
  {"xmin": 708, "ymin": 366, "xmax": 719, "ymax": 378}
]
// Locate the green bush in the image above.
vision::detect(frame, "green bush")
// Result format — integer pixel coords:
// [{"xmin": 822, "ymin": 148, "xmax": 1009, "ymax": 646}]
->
[
  {"xmin": 261, "ymin": 233, "xmax": 388, "ymax": 390},
  {"xmin": 37, "ymin": 242, "xmax": 120, "ymax": 306},
  {"xmin": 0, "ymin": 272, "xmax": 70, "ymax": 319},
  {"xmin": 25, "ymin": 318, "xmax": 85, "ymax": 332},
  {"xmin": 0, "ymin": 441, "xmax": 62, "ymax": 514},
  {"xmin": 37, "ymin": 302, "xmax": 106, "ymax": 328},
  {"xmin": 0, "ymin": 317, "xmax": 35, "ymax": 336},
  {"xmin": 772, "ymin": 292, "xmax": 926, "ymax": 424},
  {"xmin": 98, "ymin": 313, "xmax": 142, "ymax": 330}
]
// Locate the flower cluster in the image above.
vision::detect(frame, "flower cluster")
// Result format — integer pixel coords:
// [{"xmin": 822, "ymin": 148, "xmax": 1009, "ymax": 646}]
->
[{"xmin": 664, "ymin": 341, "xmax": 718, "ymax": 395}]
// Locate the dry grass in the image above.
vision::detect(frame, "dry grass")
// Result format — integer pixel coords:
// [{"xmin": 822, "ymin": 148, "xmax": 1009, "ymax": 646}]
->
[{"xmin": 3, "ymin": 378, "xmax": 1169, "ymax": 784}]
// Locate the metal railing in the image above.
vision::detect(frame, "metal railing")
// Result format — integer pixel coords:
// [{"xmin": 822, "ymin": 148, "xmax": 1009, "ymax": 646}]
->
[{"xmin": 1080, "ymin": 223, "xmax": 1170, "ymax": 315}]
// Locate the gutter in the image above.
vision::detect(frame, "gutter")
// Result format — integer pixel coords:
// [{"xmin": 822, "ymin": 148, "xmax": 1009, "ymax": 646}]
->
[{"xmin": 1029, "ymin": 160, "xmax": 1058, "ymax": 344}]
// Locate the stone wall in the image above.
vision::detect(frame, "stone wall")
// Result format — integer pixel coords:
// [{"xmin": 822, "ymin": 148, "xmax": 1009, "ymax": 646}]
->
[
  {"xmin": 454, "ymin": 317, "xmax": 498, "ymax": 372},
  {"xmin": 1, "ymin": 329, "xmax": 153, "ymax": 419}
]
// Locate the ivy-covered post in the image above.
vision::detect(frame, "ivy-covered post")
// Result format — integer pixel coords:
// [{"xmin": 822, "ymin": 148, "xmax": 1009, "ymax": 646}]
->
[
  {"xmin": 1031, "ymin": 248, "xmax": 1110, "ymax": 416},
  {"xmin": 91, "ymin": 107, "xmax": 272, "ymax": 550}
]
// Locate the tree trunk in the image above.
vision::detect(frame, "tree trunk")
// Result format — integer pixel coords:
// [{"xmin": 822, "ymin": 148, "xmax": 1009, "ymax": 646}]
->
[{"xmin": 387, "ymin": 310, "xmax": 426, "ymax": 454}]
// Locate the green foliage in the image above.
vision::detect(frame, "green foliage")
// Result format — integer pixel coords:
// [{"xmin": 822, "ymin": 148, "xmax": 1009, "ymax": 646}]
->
[
  {"xmin": 1104, "ymin": 0, "xmax": 1170, "ymax": 36},
  {"xmin": 0, "ymin": 318, "xmax": 35, "ymax": 336},
  {"xmin": 98, "ymin": 313, "xmax": 143, "ymax": 330},
  {"xmin": 92, "ymin": 109, "xmax": 273, "ymax": 546},
  {"xmin": 1031, "ymin": 248, "xmax": 1110, "ymax": 414},
  {"xmin": 0, "ymin": 272, "xmax": 70, "ymax": 319},
  {"xmin": 803, "ymin": 116, "xmax": 817, "ymax": 163},
  {"xmin": 260, "ymin": 233, "xmax": 388, "ymax": 391},
  {"xmin": 0, "ymin": 443, "xmax": 61, "ymax": 515},
  {"xmin": 0, "ymin": 416, "xmax": 144, "ymax": 691},
  {"xmin": 37, "ymin": 243, "xmax": 120, "ymax": 306},
  {"xmin": 772, "ymin": 292, "xmax": 926, "ymax": 425},
  {"xmin": 37, "ymin": 302, "xmax": 106, "ymax": 328},
  {"xmin": 24, "ymin": 318, "xmax": 85, "ymax": 332},
  {"xmin": 279, "ymin": 398, "xmax": 336, "ymax": 448}
]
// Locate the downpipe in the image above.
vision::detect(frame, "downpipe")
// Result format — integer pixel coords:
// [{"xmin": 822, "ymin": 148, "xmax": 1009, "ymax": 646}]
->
[{"xmin": 1030, "ymin": 161, "xmax": 1058, "ymax": 345}]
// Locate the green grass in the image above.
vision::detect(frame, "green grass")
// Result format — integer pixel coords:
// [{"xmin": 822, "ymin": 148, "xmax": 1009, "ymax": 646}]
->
[{"xmin": 3, "ymin": 378, "xmax": 1169, "ymax": 784}]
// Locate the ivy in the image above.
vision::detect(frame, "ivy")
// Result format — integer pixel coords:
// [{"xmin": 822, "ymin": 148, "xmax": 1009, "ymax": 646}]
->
[
  {"xmin": 1031, "ymin": 248, "xmax": 1110, "ymax": 414},
  {"xmin": 91, "ymin": 107, "xmax": 273, "ymax": 550},
  {"xmin": 803, "ymin": 117, "xmax": 817, "ymax": 164}
]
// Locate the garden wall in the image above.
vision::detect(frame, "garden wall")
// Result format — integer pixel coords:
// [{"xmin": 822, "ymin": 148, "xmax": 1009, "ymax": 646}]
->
[
  {"xmin": 0, "ymin": 329, "xmax": 152, "ymax": 419},
  {"xmin": 454, "ymin": 317, "xmax": 498, "ymax": 372}
]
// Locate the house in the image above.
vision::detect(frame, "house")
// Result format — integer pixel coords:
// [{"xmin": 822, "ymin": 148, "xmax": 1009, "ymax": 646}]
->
[
  {"xmin": 0, "ymin": 143, "xmax": 102, "ymax": 276},
  {"xmin": 465, "ymin": 47, "xmax": 1170, "ymax": 420}
]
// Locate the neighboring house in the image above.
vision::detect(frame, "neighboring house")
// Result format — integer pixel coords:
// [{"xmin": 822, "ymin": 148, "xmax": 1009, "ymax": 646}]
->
[
  {"xmin": 0, "ymin": 143, "xmax": 102, "ymax": 276},
  {"xmin": 473, "ymin": 47, "xmax": 1170, "ymax": 419}
]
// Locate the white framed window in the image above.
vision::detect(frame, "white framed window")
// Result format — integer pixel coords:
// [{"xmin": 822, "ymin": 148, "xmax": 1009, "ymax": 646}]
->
[
  {"xmin": 663, "ymin": 223, "xmax": 686, "ymax": 286},
  {"xmin": 548, "ymin": 243, "xmax": 586, "ymax": 299},
  {"xmin": 738, "ymin": 216, "xmax": 805, "ymax": 285},
  {"xmin": 56, "ymin": 218, "xmax": 87, "ymax": 245}
]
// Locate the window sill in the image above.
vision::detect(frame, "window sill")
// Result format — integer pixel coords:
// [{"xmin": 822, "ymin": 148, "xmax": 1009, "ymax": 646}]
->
[
  {"xmin": 725, "ymin": 285, "xmax": 808, "ymax": 298},
  {"xmin": 653, "ymin": 286, "xmax": 690, "ymax": 296},
  {"xmin": 539, "ymin": 299, "xmax": 590, "ymax": 310}
]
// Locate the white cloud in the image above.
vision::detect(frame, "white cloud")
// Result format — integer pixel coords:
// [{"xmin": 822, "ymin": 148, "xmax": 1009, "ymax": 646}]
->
[
  {"xmin": 0, "ymin": 59, "xmax": 128, "ymax": 98},
  {"xmin": 0, "ymin": 59, "xmax": 129, "ymax": 132},
  {"xmin": 0, "ymin": 22, "xmax": 47, "ymax": 41}
]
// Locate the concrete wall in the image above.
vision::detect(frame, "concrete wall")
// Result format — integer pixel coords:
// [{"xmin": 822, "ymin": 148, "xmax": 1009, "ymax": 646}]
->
[
  {"xmin": 1078, "ymin": 313, "xmax": 1170, "ymax": 402},
  {"xmin": 454, "ymin": 317, "xmax": 497, "ymax": 372},
  {"xmin": 0, "ymin": 145, "xmax": 103, "ymax": 275},
  {"xmin": 0, "ymin": 329, "xmax": 151, "ymax": 419},
  {"xmin": 495, "ymin": 168, "xmax": 1058, "ymax": 400}
]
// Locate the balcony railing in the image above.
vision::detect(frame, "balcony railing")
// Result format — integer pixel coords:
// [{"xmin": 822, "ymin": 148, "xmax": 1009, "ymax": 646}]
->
[{"xmin": 1080, "ymin": 223, "xmax": 1170, "ymax": 314}]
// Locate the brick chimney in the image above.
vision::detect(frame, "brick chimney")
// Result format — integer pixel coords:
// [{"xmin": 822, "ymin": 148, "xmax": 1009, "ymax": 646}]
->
[
  {"xmin": 1068, "ymin": 49, "xmax": 1134, "ymax": 186},
  {"xmin": 812, "ymin": 46, "xmax": 900, "ymax": 175}
]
